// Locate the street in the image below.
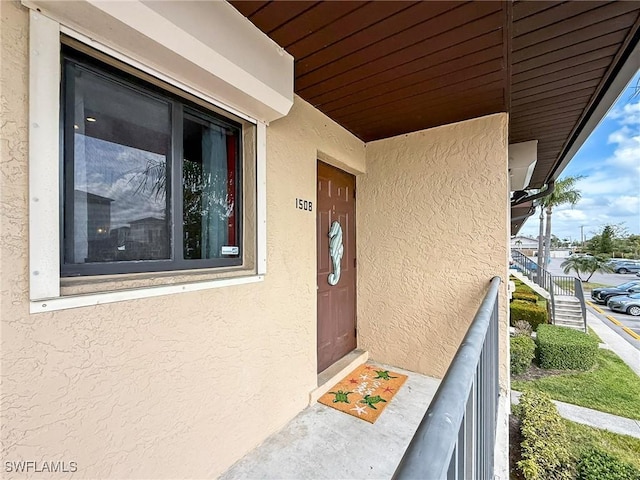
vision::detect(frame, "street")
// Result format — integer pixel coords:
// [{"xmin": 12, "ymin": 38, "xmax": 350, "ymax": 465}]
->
[{"xmin": 545, "ymin": 258, "xmax": 638, "ymax": 287}]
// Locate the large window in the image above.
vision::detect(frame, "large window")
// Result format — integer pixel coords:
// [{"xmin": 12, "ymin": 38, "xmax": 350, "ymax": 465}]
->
[{"xmin": 61, "ymin": 48, "xmax": 243, "ymax": 276}]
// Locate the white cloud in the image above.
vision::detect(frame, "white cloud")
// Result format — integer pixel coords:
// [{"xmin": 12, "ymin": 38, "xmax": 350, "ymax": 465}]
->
[
  {"xmin": 608, "ymin": 100, "xmax": 640, "ymax": 125},
  {"xmin": 605, "ymin": 97, "xmax": 640, "ymax": 174},
  {"xmin": 554, "ymin": 209, "xmax": 589, "ymax": 222},
  {"xmin": 570, "ymin": 172, "xmax": 637, "ymax": 197},
  {"xmin": 608, "ymin": 195, "xmax": 640, "ymax": 217}
]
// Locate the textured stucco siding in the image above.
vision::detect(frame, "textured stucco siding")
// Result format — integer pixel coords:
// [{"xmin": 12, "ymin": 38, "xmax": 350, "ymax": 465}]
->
[
  {"xmin": 0, "ymin": 3, "xmax": 365, "ymax": 478},
  {"xmin": 357, "ymin": 114, "xmax": 510, "ymax": 384}
]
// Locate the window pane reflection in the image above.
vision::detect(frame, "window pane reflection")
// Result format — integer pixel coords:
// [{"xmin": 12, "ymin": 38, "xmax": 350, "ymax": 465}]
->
[{"xmin": 64, "ymin": 62, "xmax": 171, "ymax": 265}]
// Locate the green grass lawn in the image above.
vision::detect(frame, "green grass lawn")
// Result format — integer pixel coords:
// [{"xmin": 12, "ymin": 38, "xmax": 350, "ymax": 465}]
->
[
  {"xmin": 512, "ymin": 349, "xmax": 640, "ymax": 420},
  {"xmin": 581, "ymin": 281, "xmax": 613, "ymax": 291},
  {"xmin": 564, "ymin": 419, "xmax": 640, "ymax": 470},
  {"xmin": 552, "ymin": 280, "xmax": 612, "ymax": 293},
  {"xmin": 588, "ymin": 327, "xmax": 602, "ymax": 343}
]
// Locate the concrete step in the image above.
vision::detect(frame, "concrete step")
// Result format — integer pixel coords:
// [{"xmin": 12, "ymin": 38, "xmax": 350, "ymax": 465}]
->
[
  {"xmin": 555, "ymin": 299, "xmax": 581, "ymax": 306},
  {"xmin": 554, "ymin": 317, "xmax": 585, "ymax": 327},
  {"xmin": 555, "ymin": 317, "xmax": 584, "ymax": 324},
  {"xmin": 555, "ymin": 306, "xmax": 582, "ymax": 312},
  {"xmin": 555, "ymin": 298, "xmax": 581, "ymax": 304},
  {"xmin": 555, "ymin": 309, "xmax": 583, "ymax": 317},
  {"xmin": 555, "ymin": 318, "xmax": 584, "ymax": 326},
  {"xmin": 555, "ymin": 302, "xmax": 582, "ymax": 309},
  {"xmin": 555, "ymin": 306, "xmax": 582, "ymax": 318}
]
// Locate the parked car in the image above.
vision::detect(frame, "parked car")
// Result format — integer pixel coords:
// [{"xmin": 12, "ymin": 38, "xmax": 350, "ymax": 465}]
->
[
  {"xmin": 605, "ymin": 259, "xmax": 624, "ymax": 266},
  {"xmin": 612, "ymin": 261, "xmax": 640, "ymax": 274},
  {"xmin": 591, "ymin": 280, "xmax": 640, "ymax": 305},
  {"xmin": 607, "ymin": 293, "xmax": 640, "ymax": 316}
]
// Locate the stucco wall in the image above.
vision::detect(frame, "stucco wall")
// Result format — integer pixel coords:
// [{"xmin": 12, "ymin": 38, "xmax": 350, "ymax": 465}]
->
[
  {"xmin": 358, "ymin": 114, "xmax": 510, "ymax": 384},
  {"xmin": 0, "ymin": 3, "xmax": 365, "ymax": 478}
]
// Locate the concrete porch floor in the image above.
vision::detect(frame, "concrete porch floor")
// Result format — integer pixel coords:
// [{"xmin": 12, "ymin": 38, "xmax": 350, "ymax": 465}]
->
[{"xmin": 221, "ymin": 364, "xmax": 440, "ymax": 480}]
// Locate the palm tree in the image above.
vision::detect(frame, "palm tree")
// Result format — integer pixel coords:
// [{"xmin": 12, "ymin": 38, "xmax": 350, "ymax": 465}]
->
[
  {"xmin": 540, "ymin": 176, "xmax": 584, "ymax": 267},
  {"xmin": 560, "ymin": 256, "xmax": 614, "ymax": 282}
]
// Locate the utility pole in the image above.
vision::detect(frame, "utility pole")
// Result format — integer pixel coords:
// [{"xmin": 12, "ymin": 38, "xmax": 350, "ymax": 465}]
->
[{"xmin": 580, "ymin": 225, "xmax": 585, "ymax": 246}]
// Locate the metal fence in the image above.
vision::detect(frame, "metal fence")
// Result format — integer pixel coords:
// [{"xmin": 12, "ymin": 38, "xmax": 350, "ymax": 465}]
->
[
  {"xmin": 511, "ymin": 249, "xmax": 556, "ymax": 321},
  {"xmin": 511, "ymin": 250, "xmax": 587, "ymax": 331},
  {"xmin": 392, "ymin": 276, "xmax": 501, "ymax": 480},
  {"xmin": 574, "ymin": 278, "xmax": 588, "ymax": 332}
]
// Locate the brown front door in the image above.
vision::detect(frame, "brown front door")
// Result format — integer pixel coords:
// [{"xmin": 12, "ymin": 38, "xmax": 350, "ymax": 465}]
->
[{"xmin": 317, "ymin": 161, "xmax": 356, "ymax": 373}]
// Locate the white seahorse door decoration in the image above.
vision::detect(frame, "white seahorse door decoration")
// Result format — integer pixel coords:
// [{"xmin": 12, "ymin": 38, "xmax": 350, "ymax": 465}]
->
[{"xmin": 328, "ymin": 221, "xmax": 344, "ymax": 286}]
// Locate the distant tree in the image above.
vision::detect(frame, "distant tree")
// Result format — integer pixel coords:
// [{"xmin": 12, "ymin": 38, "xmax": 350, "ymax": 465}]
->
[
  {"xmin": 626, "ymin": 235, "xmax": 640, "ymax": 258},
  {"xmin": 597, "ymin": 225, "xmax": 615, "ymax": 255},
  {"xmin": 588, "ymin": 224, "xmax": 631, "ymax": 257},
  {"xmin": 560, "ymin": 255, "xmax": 614, "ymax": 282}
]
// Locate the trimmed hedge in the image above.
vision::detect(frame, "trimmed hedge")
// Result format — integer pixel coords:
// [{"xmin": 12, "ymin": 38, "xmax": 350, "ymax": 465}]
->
[
  {"xmin": 513, "ymin": 292, "xmax": 539, "ymax": 303},
  {"xmin": 577, "ymin": 448, "xmax": 640, "ymax": 480},
  {"xmin": 510, "ymin": 300, "xmax": 549, "ymax": 331},
  {"xmin": 536, "ymin": 325, "xmax": 598, "ymax": 371},
  {"xmin": 515, "ymin": 390, "xmax": 574, "ymax": 480},
  {"xmin": 513, "ymin": 281, "xmax": 536, "ymax": 296},
  {"xmin": 511, "ymin": 335, "xmax": 536, "ymax": 375}
]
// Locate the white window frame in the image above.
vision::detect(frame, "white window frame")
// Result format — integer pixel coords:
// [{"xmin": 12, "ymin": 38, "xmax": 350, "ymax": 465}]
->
[{"xmin": 28, "ymin": 11, "xmax": 267, "ymax": 313}]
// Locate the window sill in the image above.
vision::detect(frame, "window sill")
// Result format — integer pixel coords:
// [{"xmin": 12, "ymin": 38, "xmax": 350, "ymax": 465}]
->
[
  {"xmin": 30, "ymin": 274, "xmax": 264, "ymax": 313},
  {"xmin": 60, "ymin": 264, "xmax": 254, "ymax": 296}
]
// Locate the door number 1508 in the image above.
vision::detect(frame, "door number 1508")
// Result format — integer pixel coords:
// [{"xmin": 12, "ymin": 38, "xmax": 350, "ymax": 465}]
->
[{"xmin": 296, "ymin": 198, "xmax": 313, "ymax": 212}]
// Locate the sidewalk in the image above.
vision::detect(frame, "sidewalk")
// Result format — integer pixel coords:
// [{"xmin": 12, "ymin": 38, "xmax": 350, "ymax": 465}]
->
[
  {"xmin": 587, "ymin": 310, "xmax": 640, "ymax": 377},
  {"xmin": 511, "ymin": 391, "xmax": 640, "ymax": 439}
]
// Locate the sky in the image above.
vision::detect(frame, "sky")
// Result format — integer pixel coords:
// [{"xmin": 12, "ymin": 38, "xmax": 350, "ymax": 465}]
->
[{"xmin": 519, "ymin": 70, "xmax": 640, "ymax": 244}]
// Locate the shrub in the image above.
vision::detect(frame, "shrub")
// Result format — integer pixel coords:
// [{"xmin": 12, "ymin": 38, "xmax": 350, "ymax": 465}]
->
[
  {"xmin": 513, "ymin": 292, "xmax": 539, "ymax": 303},
  {"xmin": 514, "ymin": 282, "xmax": 536, "ymax": 296},
  {"xmin": 513, "ymin": 320, "xmax": 533, "ymax": 337},
  {"xmin": 510, "ymin": 300, "xmax": 549, "ymax": 331},
  {"xmin": 515, "ymin": 390, "xmax": 574, "ymax": 480},
  {"xmin": 536, "ymin": 325, "xmax": 598, "ymax": 370},
  {"xmin": 511, "ymin": 336, "xmax": 536, "ymax": 375},
  {"xmin": 577, "ymin": 448, "xmax": 640, "ymax": 480}
]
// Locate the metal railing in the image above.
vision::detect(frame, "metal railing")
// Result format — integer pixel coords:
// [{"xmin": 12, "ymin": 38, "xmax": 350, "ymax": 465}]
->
[
  {"xmin": 511, "ymin": 250, "xmax": 587, "ymax": 331},
  {"xmin": 574, "ymin": 278, "xmax": 588, "ymax": 333},
  {"xmin": 511, "ymin": 249, "xmax": 556, "ymax": 321},
  {"xmin": 392, "ymin": 277, "xmax": 501, "ymax": 480}
]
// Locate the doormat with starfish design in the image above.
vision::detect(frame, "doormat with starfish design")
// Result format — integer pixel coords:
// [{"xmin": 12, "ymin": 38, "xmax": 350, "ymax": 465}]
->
[{"xmin": 317, "ymin": 364, "xmax": 407, "ymax": 424}]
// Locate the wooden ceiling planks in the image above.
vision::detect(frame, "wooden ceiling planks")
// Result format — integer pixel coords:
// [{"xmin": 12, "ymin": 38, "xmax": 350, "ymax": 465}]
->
[
  {"xmin": 511, "ymin": 0, "xmax": 640, "ymax": 187},
  {"xmin": 302, "ymin": 26, "xmax": 504, "ymax": 106},
  {"xmin": 229, "ymin": 0, "xmax": 507, "ymax": 141},
  {"xmin": 229, "ymin": 0, "xmax": 640, "ymax": 189},
  {"xmin": 266, "ymin": 2, "xmax": 368, "ymax": 49},
  {"xmin": 286, "ymin": 2, "xmax": 417, "ymax": 59},
  {"xmin": 243, "ymin": 1, "xmax": 321, "ymax": 34},
  {"xmin": 295, "ymin": 2, "xmax": 475, "ymax": 89}
]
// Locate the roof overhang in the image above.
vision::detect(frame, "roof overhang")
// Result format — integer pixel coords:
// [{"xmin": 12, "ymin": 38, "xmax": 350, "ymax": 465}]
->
[{"xmin": 228, "ymin": 2, "xmax": 640, "ymax": 234}]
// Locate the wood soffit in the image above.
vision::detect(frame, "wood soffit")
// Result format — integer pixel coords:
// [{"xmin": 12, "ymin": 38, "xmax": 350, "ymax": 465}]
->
[{"xmin": 230, "ymin": 1, "xmax": 640, "ymax": 190}]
